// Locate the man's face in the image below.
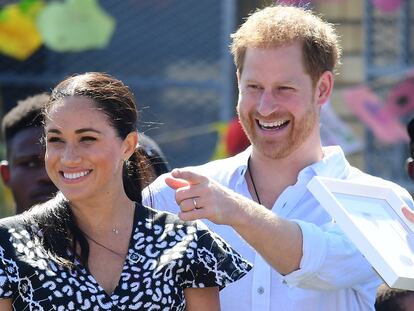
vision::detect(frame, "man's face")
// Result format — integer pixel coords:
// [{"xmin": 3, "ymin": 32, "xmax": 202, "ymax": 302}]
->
[
  {"xmin": 1, "ymin": 127, "xmax": 57, "ymax": 214},
  {"xmin": 236, "ymin": 42, "xmax": 323, "ymax": 160}
]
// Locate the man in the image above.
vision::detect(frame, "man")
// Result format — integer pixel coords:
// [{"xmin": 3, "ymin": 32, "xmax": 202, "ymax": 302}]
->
[
  {"xmin": 375, "ymin": 283, "xmax": 414, "ymax": 311},
  {"xmin": 143, "ymin": 5, "xmax": 414, "ymax": 310},
  {"xmin": 1, "ymin": 93, "xmax": 58, "ymax": 214}
]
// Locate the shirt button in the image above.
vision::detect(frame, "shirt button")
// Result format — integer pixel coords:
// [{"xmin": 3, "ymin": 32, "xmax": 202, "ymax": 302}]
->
[
  {"xmin": 282, "ymin": 280, "xmax": 287, "ymax": 284},
  {"xmin": 257, "ymin": 286, "xmax": 264, "ymax": 294}
]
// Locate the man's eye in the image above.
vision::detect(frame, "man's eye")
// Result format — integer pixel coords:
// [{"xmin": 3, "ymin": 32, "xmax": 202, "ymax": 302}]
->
[
  {"xmin": 26, "ymin": 161, "xmax": 37, "ymax": 168},
  {"xmin": 279, "ymin": 86, "xmax": 294, "ymax": 91},
  {"xmin": 19, "ymin": 159, "xmax": 42, "ymax": 169},
  {"xmin": 248, "ymin": 85, "xmax": 260, "ymax": 89}
]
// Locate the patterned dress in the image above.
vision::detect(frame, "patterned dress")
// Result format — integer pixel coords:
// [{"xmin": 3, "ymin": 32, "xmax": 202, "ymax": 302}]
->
[{"xmin": 0, "ymin": 204, "xmax": 251, "ymax": 310}]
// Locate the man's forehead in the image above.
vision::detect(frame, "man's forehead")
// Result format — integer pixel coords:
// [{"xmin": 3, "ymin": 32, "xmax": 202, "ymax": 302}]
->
[{"xmin": 8, "ymin": 127, "xmax": 44, "ymax": 158}]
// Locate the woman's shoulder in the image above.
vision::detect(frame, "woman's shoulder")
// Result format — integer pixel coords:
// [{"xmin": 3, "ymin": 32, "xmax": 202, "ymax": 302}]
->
[
  {"xmin": 0, "ymin": 214, "xmax": 26, "ymax": 232},
  {"xmin": 136, "ymin": 202, "xmax": 206, "ymax": 237},
  {"xmin": 0, "ymin": 198, "xmax": 59, "ymax": 239}
]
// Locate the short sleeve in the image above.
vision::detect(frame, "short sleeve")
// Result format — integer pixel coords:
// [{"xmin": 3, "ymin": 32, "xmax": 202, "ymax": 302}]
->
[
  {"xmin": 0, "ymin": 244, "xmax": 14, "ymax": 299},
  {"xmin": 184, "ymin": 221, "xmax": 252, "ymax": 290}
]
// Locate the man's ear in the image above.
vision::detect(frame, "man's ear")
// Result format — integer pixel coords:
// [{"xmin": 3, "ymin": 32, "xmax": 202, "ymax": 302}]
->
[
  {"xmin": 0, "ymin": 160, "xmax": 10, "ymax": 184},
  {"xmin": 236, "ymin": 70, "xmax": 241, "ymax": 87},
  {"xmin": 315, "ymin": 71, "xmax": 334, "ymax": 106}
]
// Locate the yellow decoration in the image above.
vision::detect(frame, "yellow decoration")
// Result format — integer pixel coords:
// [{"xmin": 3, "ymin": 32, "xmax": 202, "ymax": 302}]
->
[
  {"xmin": 210, "ymin": 122, "xmax": 229, "ymax": 160},
  {"xmin": 0, "ymin": 1, "xmax": 44, "ymax": 60}
]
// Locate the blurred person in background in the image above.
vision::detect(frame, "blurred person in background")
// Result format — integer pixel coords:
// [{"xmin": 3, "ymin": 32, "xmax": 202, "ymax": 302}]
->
[
  {"xmin": 138, "ymin": 132, "xmax": 171, "ymax": 177},
  {"xmin": 0, "ymin": 93, "xmax": 58, "ymax": 214},
  {"xmin": 374, "ymin": 114, "xmax": 414, "ymax": 311},
  {"xmin": 375, "ymin": 283, "xmax": 414, "ymax": 311},
  {"xmin": 144, "ymin": 5, "xmax": 414, "ymax": 311},
  {"xmin": 403, "ymin": 115, "xmax": 414, "ymax": 221}
]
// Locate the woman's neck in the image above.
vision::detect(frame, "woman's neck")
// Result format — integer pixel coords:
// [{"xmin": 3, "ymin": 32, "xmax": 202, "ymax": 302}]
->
[{"xmin": 69, "ymin": 194, "xmax": 135, "ymax": 236}]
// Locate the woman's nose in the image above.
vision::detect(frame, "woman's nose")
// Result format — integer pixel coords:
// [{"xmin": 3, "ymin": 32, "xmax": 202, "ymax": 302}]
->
[{"xmin": 61, "ymin": 145, "xmax": 81, "ymax": 164}]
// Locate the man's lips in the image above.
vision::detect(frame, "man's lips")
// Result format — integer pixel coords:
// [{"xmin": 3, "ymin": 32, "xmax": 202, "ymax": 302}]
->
[{"xmin": 257, "ymin": 119, "xmax": 290, "ymax": 130}]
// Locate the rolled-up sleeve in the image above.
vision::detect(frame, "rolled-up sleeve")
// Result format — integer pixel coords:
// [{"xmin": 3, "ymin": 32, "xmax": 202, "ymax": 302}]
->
[{"xmin": 282, "ymin": 220, "xmax": 380, "ymax": 291}]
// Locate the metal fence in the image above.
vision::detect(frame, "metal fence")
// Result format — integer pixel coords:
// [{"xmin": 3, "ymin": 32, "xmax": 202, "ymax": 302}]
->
[
  {"xmin": 364, "ymin": 0, "xmax": 414, "ymax": 191},
  {"xmin": 0, "ymin": 0, "xmax": 237, "ymax": 169}
]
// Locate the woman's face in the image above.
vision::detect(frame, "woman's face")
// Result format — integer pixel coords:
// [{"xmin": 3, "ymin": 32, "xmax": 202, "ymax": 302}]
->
[{"xmin": 44, "ymin": 96, "xmax": 135, "ymax": 203}]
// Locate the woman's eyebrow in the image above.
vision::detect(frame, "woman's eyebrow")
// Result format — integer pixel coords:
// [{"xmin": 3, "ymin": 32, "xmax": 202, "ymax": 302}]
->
[
  {"xmin": 46, "ymin": 128, "xmax": 102, "ymax": 134},
  {"xmin": 75, "ymin": 128, "xmax": 102, "ymax": 134}
]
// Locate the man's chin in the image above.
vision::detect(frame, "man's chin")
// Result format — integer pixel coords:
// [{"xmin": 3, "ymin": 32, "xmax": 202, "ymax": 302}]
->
[{"xmin": 252, "ymin": 142, "xmax": 291, "ymax": 160}]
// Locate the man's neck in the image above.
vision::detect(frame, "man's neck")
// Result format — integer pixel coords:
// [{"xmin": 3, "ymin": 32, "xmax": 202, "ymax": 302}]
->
[{"xmin": 247, "ymin": 145, "xmax": 324, "ymax": 209}]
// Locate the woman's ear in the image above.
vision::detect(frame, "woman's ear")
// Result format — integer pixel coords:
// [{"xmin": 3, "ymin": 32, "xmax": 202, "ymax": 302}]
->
[
  {"xmin": 123, "ymin": 132, "xmax": 139, "ymax": 160},
  {"xmin": 0, "ymin": 160, "xmax": 10, "ymax": 184}
]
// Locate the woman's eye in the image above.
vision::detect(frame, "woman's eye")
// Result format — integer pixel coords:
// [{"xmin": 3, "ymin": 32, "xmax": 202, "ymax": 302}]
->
[
  {"xmin": 47, "ymin": 137, "xmax": 62, "ymax": 143},
  {"xmin": 80, "ymin": 136, "xmax": 96, "ymax": 142}
]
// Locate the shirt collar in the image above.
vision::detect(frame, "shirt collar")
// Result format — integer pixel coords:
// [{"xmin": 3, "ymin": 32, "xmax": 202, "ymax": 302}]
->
[
  {"xmin": 233, "ymin": 146, "xmax": 252, "ymax": 177},
  {"xmin": 299, "ymin": 145, "xmax": 351, "ymax": 180},
  {"xmin": 231, "ymin": 145, "xmax": 350, "ymax": 180}
]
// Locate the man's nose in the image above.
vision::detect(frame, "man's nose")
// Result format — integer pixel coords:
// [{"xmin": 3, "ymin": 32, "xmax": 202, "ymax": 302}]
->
[
  {"xmin": 35, "ymin": 166, "xmax": 54, "ymax": 184},
  {"xmin": 257, "ymin": 89, "xmax": 279, "ymax": 116}
]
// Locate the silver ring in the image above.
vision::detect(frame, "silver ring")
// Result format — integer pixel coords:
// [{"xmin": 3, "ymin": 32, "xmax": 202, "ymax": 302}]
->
[{"xmin": 192, "ymin": 197, "xmax": 198, "ymax": 209}]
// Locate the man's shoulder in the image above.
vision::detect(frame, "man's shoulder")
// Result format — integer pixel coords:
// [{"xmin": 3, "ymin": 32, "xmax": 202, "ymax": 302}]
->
[
  {"xmin": 150, "ymin": 154, "xmax": 244, "ymax": 189},
  {"xmin": 346, "ymin": 166, "xmax": 414, "ymax": 206},
  {"xmin": 0, "ymin": 214, "xmax": 24, "ymax": 230},
  {"xmin": 143, "ymin": 153, "xmax": 247, "ymax": 211}
]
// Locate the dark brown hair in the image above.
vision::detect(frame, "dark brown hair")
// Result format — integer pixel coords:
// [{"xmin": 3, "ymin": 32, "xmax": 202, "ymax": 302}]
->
[{"xmin": 27, "ymin": 72, "xmax": 155, "ymax": 268}]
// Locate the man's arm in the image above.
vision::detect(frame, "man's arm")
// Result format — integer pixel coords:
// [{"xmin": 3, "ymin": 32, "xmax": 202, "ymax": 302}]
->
[{"xmin": 165, "ymin": 169, "xmax": 303, "ymax": 275}]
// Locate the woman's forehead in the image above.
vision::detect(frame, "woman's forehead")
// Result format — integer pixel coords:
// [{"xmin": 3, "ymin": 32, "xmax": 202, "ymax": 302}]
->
[{"xmin": 45, "ymin": 97, "xmax": 109, "ymax": 128}]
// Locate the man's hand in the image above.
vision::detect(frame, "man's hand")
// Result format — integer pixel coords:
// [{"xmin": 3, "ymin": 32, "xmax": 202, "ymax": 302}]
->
[
  {"xmin": 402, "ymin": 206, "xmax": 414, "ymax": 223},
  {"xmin": 165, "ymin": 168, "xmax": 245, "ymax": 226}
]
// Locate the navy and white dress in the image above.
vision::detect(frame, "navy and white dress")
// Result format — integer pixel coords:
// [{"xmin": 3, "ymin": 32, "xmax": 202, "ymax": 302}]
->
[{"xmin": 0, "ymin": 203, "xmax": 252, "ymax": 310}]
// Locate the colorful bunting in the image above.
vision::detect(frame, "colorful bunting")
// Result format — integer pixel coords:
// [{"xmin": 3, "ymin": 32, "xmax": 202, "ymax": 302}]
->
[
  {"xmin": 320, "ymin": 101, "xmax": 363, "ymax": 155},
  {"xmin": 343, "ymin": 85, "xmax": 409, "ymax": 145},
  {"xmin": 210, "ymin": 118, "xmax": 250, "ymax": 160},
  {"xmin": 36, "ymin": 0, "xmax": 115, "ymax": 52},
  {"xmin": 371, "ymin": 0, "xmax": 403, "ymax": 13},
  {"xmin": 0, "ymin": 0, "xmax": 43, "ymax": 60}
]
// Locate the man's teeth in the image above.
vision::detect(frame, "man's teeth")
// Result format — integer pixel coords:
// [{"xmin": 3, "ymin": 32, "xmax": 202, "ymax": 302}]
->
[
  {"xmin": 63, "ymin": 171, "xmax": 90, "ymax": 180},
  {"xmin": 259, "ymin": 120, "xmax": 287, "ymax": 129}
]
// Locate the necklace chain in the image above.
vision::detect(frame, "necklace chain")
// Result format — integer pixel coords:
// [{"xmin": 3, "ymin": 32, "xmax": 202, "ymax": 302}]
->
[
  {"xmin": 247, "ymin": 156, "xmax": 262, "ymax": 205},
  {"xmin": 83, "ymin": 232, "xmax": 126, "ymax": 259}
]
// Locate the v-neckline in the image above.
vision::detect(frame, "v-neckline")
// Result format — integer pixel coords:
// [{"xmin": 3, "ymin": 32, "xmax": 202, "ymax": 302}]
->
[{"xmin": 75, "ymin": 203, "xmax": 140, "ymax": 300}]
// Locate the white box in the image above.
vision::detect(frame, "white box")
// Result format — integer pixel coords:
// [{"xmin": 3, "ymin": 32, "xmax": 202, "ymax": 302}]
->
[{"xmin": 307, "ymin": 176, "xmax": 414, "ymax": 290}]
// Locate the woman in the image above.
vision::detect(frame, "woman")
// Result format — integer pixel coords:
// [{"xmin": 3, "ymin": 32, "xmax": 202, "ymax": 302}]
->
[{"xmin": 0, "ymin": 72, "xmax": 251, "ymax": 310}]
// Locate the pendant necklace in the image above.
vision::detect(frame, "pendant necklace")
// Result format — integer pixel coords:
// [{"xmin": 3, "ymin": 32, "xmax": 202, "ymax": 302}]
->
[
  {"xmin": 83, "ymin": 232, "xmax": 126, "ymax": 259},
  {"xmin": 247, "ymin": 156, "xmax": 262, "ymax": 205}
]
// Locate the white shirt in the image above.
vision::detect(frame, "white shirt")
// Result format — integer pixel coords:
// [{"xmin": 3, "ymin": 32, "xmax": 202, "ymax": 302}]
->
[{"xmin": 143, "ymin": 146, "xmax": 414, "ymax": 311}]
